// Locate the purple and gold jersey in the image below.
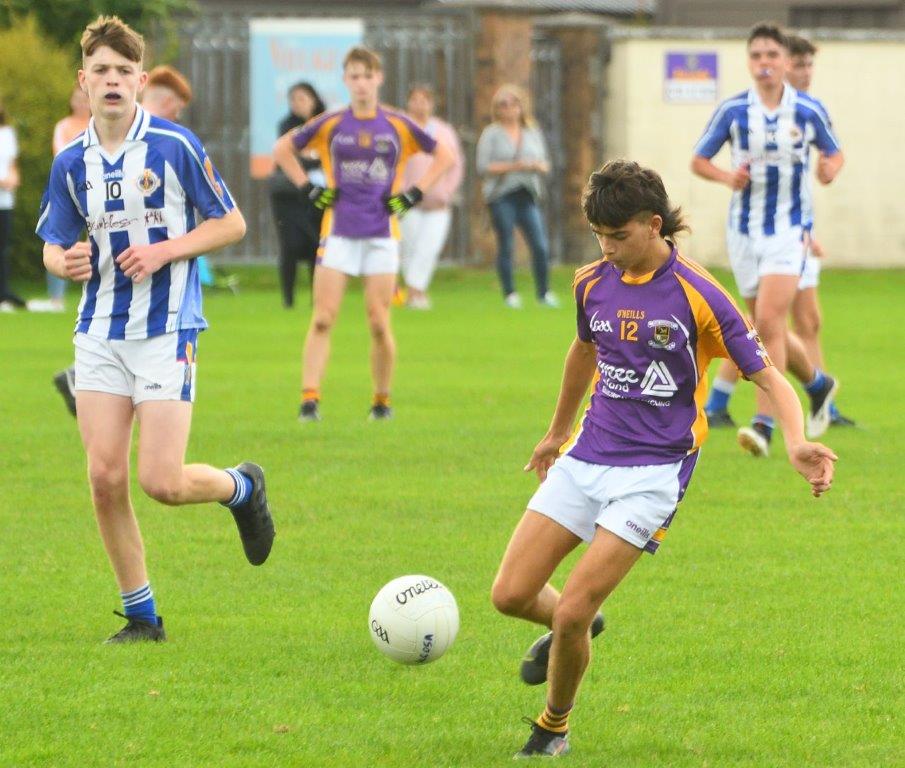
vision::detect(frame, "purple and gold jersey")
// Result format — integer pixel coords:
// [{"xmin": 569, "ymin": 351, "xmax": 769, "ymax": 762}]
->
[
  {"xmin": 567, "ymin": 247, "xmax": 771, "ymax": 466},
  {"xmin": 292, "ymin": 105, "xmax": 437, "ymax": 239}
]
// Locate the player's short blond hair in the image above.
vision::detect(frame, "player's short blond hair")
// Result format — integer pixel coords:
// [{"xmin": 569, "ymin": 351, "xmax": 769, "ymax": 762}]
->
[
  {"xmin": 343, "ymin": 46, "xmax": 382, "ymax": 73},
  {"xmin": 81, "ymin": 15, "xmax": 144, "ymax": 64},
  {"xmin": 147, "ymin": 65, "xmax": 193, "ymax": 104}
]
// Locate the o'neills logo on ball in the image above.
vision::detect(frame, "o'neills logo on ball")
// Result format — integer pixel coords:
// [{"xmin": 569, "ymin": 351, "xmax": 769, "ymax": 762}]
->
[{"xmin": 395, "ymin": 579, "xmax": 441, "ymax": 605}]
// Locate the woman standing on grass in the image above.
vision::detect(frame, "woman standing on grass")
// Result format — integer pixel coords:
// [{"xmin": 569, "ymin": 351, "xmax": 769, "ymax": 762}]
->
[{"xmin": 476, "ymin": 84, "xmax": 557, "ymax": 309}]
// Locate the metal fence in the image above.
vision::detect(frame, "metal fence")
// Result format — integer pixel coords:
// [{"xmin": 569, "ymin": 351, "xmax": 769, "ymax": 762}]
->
[{"xmin": 175, "ymin": 8, "xmax": 477, "ymax": 263}]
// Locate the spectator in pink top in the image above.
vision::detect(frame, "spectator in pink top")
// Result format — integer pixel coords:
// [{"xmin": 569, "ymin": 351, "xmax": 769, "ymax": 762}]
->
[{"xmin": 399, "ymin": 85, "xmax": 464, "ymax": 309}]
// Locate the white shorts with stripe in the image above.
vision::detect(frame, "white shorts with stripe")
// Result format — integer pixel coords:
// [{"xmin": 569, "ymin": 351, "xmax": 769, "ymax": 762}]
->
[
  {"xmin": 527, "ymin": 453, "xmax": 698, "ymax": 554},
  {"xmin": 73, "ymin": 329, "xmax": 198, "ymax": 404}
]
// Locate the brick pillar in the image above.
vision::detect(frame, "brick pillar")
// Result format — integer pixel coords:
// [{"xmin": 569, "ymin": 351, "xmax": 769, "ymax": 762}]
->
[
  {"xmin": 471, "ymin": 11, "xmax": 534, "ymax": 266},
  {"xmin": 548, "ymin": 24, "xmax": 606, "ymax": 264}
]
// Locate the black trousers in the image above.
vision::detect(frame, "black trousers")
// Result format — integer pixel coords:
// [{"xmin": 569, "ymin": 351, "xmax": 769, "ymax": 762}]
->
[
  {"xmin": 0, "ymin": 209, "xmax": 25, "ymax": 307},
  {"xmin": 270, "ymin": 192, "xmax": 323, "ymax": 308}
]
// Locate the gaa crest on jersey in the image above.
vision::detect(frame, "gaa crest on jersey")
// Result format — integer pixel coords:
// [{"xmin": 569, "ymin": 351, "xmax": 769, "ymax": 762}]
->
[
  {"xmin": 136, "ymin": 168, "xmax": 161, "ymax": 196},
  {"xmin": 647, "ymin": 319, "xmax": 678, "ymax": 351},
  {"xmin": 358, "ymin": 130, "xmax": 372, "ymax": 148}
]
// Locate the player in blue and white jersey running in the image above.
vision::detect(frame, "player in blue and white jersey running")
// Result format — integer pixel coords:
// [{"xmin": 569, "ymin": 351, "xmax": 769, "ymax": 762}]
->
[
  {"xmin": 786, "ymin": 34, "xmax": 855, "ymax": 427},
  {"xmin": 692, "ymin": 22, "xmax": 844, "ymax": 457},
  {"xmin": 36, "ymin": 16, "xmax": 275, "ymax": 644}
]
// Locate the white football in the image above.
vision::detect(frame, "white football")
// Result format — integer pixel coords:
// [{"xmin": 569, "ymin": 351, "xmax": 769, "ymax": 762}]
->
[{"xmin": 368, "ymin": 575, "xmax": 459, "ymax": 664}]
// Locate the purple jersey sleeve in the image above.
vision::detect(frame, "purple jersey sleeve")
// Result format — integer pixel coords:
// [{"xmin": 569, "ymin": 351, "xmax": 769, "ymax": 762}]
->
[
  {"xmin": 291, "ymin": 111, "xmax": 336, "ymax": 152},
  {"xmin": 572, "ymin": 262, "xmax": 601, "ymax": 342},
  {"xmin": 674, "ymin": 260, "xmax": 771, "ymax": 376}
]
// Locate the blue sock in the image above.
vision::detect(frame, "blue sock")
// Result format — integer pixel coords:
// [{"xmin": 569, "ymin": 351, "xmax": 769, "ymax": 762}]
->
[
  {"xmin": 222, "ymin": 468, "xmax": 252, "ymax": 508},
  {"xmin": 752, "ymin": 414, "xmax": 775, "ymax": 439},
  {"xmin": 829, "ymin": 401, "xmax": 840, "ymax": 418},
  {"xmin": 705, "ymin": 378, "xmax": 735, "ymax": 414},
  {"xmin": 122, "ymin": 583, "xmax": 157, "ymax": 624},
  {"xmin": 804, "ymin": 369, "xmax": 827, "ymax": 395}
]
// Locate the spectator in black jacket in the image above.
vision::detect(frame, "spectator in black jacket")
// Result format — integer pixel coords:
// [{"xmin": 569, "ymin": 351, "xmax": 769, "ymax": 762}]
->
[{"xmin": 269, "ymin": 82, "xmax": 327, "ymax": 307}]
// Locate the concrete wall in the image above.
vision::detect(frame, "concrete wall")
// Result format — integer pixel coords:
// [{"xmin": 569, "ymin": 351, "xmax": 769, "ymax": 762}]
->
[{"xmin": 604, "ymin": 33, "xmax": 905, "ymax": 268}]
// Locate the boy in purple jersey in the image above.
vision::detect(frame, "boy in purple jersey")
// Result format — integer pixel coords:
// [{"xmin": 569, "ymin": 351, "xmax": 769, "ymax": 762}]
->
[
  {"xmin": 273, "ymin": 46, "xmax": 453, "ymax": 422},
  {"xmin": 37, "ymin": 17, "xmax": 274, "ymax": 644},
  {"xmin": 491, "ymin": 161, "xmax": 836, "ymax": 759}
]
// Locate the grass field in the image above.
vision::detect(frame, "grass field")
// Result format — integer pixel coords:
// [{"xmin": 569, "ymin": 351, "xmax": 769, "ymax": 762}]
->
[{"xmin": 1, "ymin": 266, "xmax": 902, "ymax": 767}]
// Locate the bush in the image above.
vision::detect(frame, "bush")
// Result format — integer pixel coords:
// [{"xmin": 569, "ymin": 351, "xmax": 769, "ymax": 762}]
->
[{"xmin": 0, "ymin": 17, "xmax": 76, "ymax": 279}]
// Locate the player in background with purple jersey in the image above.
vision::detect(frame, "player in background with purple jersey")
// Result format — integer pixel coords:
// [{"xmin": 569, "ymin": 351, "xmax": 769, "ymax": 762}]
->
[
  {"xmin": 273, "ymin": 46, "xmax": 454, "ymax": 422},
  {"xmin": 491, "ymin": 161, "xmax": 836, "ymax": 759}
]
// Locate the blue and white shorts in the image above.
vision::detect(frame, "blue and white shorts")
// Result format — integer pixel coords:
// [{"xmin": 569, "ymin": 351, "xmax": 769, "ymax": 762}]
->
[
  {"xmin": 73, "ymin": 329, "xmax": 198, "ymax": 404},
  {"xmin": 527, "ymin": 453, "xmax": 698, "ymax": 554}
]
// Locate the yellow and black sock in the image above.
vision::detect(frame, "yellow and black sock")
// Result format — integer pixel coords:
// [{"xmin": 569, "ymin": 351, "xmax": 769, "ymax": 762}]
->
[
  {"xmin": 537, "ymin": 702, "xmax": 572, "ymax": 734},
  {"xmin": 301, "ymin": 388, "xmax": 320, "ymax": 404},
  {"xmin": 373, "ymin": 392, "xmax": 391, "ymax": 408}
]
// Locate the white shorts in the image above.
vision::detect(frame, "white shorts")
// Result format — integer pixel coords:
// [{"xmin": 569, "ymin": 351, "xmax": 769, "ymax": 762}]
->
[
  {"xmin": 319, "ymin": 235, "xmax": 399, "ymax": 277},
  {"xmin": 727, "ymin": 226, "xmax": 807, "ymax": 299},
  {"xmin": 798, "ymin": 253, "xmax": 821, "ymax": 291},
  {"xmin": 73, "ymin": 330, "xmax": 198, "ymax": 404},
  {"xmin": 527, "ymin": 453, "xmax": 698, "ymax": 554},
  {"xmin": 400, "ymin": 208, "xmax": 452, "ymax": 291}
]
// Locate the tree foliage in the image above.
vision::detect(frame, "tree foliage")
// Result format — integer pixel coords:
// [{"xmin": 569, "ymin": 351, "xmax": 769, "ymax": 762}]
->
[
  {"xmin": 0, "ymin": 17, "xmax": 76, "ymax": 278},
  {"xmin": 0, "ymin": 0, "xmax": 194, "ymax": 48}
]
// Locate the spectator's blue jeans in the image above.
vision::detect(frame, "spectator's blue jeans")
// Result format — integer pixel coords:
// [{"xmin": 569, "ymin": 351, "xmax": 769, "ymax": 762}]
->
[{"xmin": 488, "ymin": 187, "xmax": 550, "ymax": 299}]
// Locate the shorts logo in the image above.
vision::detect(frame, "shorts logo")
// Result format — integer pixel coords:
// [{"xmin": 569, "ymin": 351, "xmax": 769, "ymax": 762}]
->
[
  {"xmin": 640, "ymin": 360, "xmax": 677, "ymax": 397},
  {"xmin": 626, "ymin": 520, "xmax": 651, "ymax": 538},
  {"xmin": 136, "ymin": 168, "xmax": 161, "ymax": 196},
  {"xmin": 647, "ymin": 319, "xmax": 678, "ymax": 350}
]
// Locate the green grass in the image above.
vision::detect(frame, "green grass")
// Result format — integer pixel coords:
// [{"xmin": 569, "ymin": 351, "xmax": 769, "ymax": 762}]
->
[{"xmin": 1, "ymin": 267, "xmax": 902, "ymax": 767}]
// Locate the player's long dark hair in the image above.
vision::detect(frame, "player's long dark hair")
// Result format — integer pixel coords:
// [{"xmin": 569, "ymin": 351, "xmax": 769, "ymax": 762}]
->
[{"xmin": 581, "ymin": 160, "xmax": 689, "ymax": 238}]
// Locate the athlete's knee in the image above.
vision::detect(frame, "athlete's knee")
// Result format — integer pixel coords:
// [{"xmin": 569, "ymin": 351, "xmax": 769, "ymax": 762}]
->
[
  {"xmin": 490, "ymin": 577, "xmax": 535, "ymax": 617},
  {"xmin": 310, "ymin": 311, "xmax": 336, "ymax": 335},
  {"xmin": 138, "ymin": 469, "xmax": 185, "ymax": 506},
  {"xmin": 87, "ymin": 459, "xmax": 129, "ymax": 502},
  {"xmin": 552, "ymin": 597, "xmax": 597, "ymax": 639},
  {"xmin": 793, "ymin": 309, "xmax": 821, "ymax": 339},
  {"xmin": 367, "ymin": 313, "xmax": 391, "ymax": 341}
]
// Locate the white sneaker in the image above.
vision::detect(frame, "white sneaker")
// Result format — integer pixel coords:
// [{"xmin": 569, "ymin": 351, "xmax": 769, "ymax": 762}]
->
[
  {"xmin": 407, "ymin": 294, "xmax": 432, "ymax": 310},
  {"xmin": 539, "ymin": 291, "xmax": 560, "ymax": 308},
  {"xmin": 737, "ymin": 425, "xmax": 770, "ymax": 458},
  {"xmin": 0, "ymin": 301, "xmax": 15, "ymax": 313},
  {"xmin": 504, "ymin": 292, "xmax": 523, "ymax": 309},
  {"xmin": 26, "ymin": 298, "xmax": 65, "ymax": 313}
]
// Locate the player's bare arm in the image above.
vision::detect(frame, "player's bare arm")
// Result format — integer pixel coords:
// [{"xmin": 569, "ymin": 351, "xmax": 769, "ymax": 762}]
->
[
  {"xmin": 690, "ymin": 155, "xmax": 750, "ymax": 190},
  {"xmin": 748, "ymin": 366, "xmax": 837, "ymax": 496},
  {"xmin": 525, "ymin": 337, "xmax": 597, "ymax": 481},
  {"xmin": 0, "ymin": 159, "xmax": 19, "ymax": 190},
  {"xmin": 116, "ymin": 208, "xmax": 246, "ymax": 284},
  {"xmin": 816, "ymin": 150, "xmax": 844, "ymax": 184},
  {"xmin": 43, "ymin": 241, "xmax": 93, "ymax": 282}
]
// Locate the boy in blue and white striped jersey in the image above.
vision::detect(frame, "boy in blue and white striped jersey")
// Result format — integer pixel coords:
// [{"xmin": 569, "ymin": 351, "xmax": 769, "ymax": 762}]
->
[
  {"xmin": 37, "ymin": 16, "xmax": 275, "ymax": 644},
  {"xmin": 692, "ymin": 22, "xmax": 845, "ymax": 457}
]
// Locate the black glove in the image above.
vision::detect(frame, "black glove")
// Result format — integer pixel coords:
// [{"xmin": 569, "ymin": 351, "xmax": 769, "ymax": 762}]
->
[
  {"xmin": 301, "ymin": 183, "xmax": 338, "ymax": 210},
  {"xmin": 385, "ymin": 187, "xmax": 423, "ymax": 216}
]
